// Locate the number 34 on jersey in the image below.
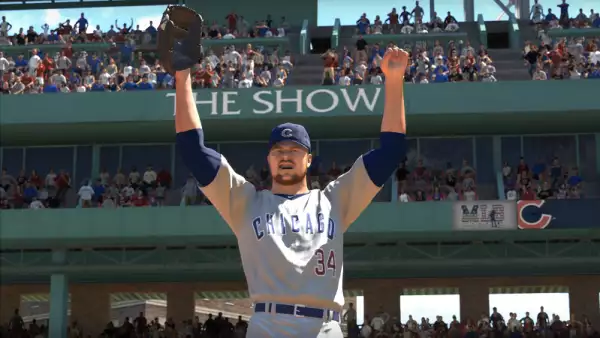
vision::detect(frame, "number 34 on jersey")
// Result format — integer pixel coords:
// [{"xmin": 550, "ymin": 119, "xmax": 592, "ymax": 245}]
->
[{"xmin": 314, "ymin": 248, "xmax": 336, "ymax": 277}]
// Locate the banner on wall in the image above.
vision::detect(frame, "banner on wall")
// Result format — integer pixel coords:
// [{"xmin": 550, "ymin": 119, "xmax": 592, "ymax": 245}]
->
[
  {"xmin": 453, "ymin": 201, "xmax": 517, "ymax": 230},
  {"xmin": 517, "ymin": 199, "xmax": 597, "ymax": 229}
]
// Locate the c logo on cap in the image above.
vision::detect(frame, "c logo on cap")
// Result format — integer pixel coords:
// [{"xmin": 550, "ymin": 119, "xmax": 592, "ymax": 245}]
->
[{"xmin": 281, "ymin": 128, "xmax": 293, "ymax": 138}]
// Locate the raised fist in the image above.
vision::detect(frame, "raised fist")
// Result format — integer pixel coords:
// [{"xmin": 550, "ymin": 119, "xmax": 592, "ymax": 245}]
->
[{"xmin": 381, "ymin": 46, "xmax": 409, "ymax": 82}]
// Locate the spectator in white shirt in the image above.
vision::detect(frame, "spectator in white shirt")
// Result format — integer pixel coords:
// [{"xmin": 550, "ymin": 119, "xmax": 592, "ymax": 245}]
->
[
  {"xmin": 50, "ymin": 72, "xmax": 67, "ymax": 86},
  {"xmin": 0, "ymin": 52, "xmax": 8, "ymax": 76},
  {"xmin": 238, "ymin": 74, "xmax": 253, "ymax": 88},
  {"xmin": 590, "ymin": 49, "xmax": 600, "ymax": 65},
  {"xmin": 123, "ymin": 65, "xmax": 133, "ymax": 77},
  {"xmin": 506, "ymin": 189, "xmax": 517, "ymax": 200},
  {"xmin": 361, "ymin": 321, "xmax": 373, "ymax": 338},
  {"xmin": 273, "ymin": 75, "xmax": 285, "ymax": 88},
  {"xmin": 182, "ymin": 176, "xmax": 199, "ymax": 206},
  {"xmin": 75, "ymin": 53, "xmax": 88, "ymax": 72},
  {"xmin": 98, "ymin": 69, "xmax": 111, "ymax": 85},
  {"xmin": 532, "ymin": 67, "xmax": 547, "ymax": 80},
  {"xmin": 45, "ymin": 169, "xmax": 57, "ymax": 189},
  {"xmin": 371, "ymin": 315, "xmax": 385, "ymax": 333},
  {"xmin": 339, "ymin": 72, "xmax": 352, "ymax": 86},
  {"xmin": 139, "ymin": 60, "xmax": 151, "ymax": 75},
  {"xmin": 463, "ymin": 186, "xmax": 477, "ymax": 201},
  {"xmin": 399, "ymin": 191, "xmax": 410, "ymax": 202},
  {"xmin": 401, "ymin": 23, "xmax": 414, "ymax": 34},
  {"xmin": 370, "ymin": 73, "xmax": 383, "ymax": 84},
  {"xmin": 259, "ymin": 66, "xmax": 272, "ymax": 83},
  {"xmin": 28, "ymin": 49, "xmax": 41, "ymax": 76},
  {"xmin": 93, "ymin": 25, "xmax": 103, "ymax": 39},
  {"xmin": 225, "ymin": 47, "xmax": 241, "ymax": 67},
  {"xmin": 78, "ymin": 182, "xmax": 95, "ymax": 208},
  {"xmin": 447, "ymin": 188, "xmax": 459, "ymax": 201},
  {"xmin": 222, "ymin": 30, "xmax": 236, "ymax": 39},
  {"xmin": 142, "ymin": 166, "xmax": 157, "ymax": 188},
  {"xmin": 29, "ymin": 198, "xmax": 45, "ymax": 209}
]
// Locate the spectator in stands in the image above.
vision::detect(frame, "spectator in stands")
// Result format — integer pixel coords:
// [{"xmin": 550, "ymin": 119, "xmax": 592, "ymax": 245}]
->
[
  {"xmin": 356, "ymin": 13, "xmax": 370, "ymax": 35},
  {"xmin": 385, "ymin": 8, "xmax": 400, "ymax": 33},
  {"xmin": 557, "ymin": 0, "xmax": 571, "ymax": 27},
  {"xmin": 444, "ymin": 12, "xmax": 459, "ymax": 32},
  {"xmin": 531, "ymin": 0, "xmax": 544, "ymax": 23},
  {"xmin": 77, "ymin": 180, "xmax": 94, "ymax": 207},
  {"xmin": 0, "ymin": 11, "xmax": 288, "ymax": 95}
]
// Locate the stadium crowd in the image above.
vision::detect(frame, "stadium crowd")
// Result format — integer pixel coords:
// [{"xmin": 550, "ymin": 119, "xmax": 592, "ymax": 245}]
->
[
  {"xmin": 316, "ymin": 2, "xmax": 494, "ymax": 86},
  {"xmin": 2, "ymin": 304, "xmax": 598, "ymax": 338},
  {"xmin": 323, "ymin": 39, "xmax": 495, "ymax": 86},
  {"xmin": 0, "ymin": 136, "xmax": 593, "ymax": 209},
  {"xmin": 502, "ymin": 156, "xmax": 584, "ymax": 200},
  {"xmin": 525, "ymin": 1, "xmax": 600, "ymax": 80},
  {"xmin": 523, "ymin": 36, "xmax": 600, "ymax": 80},
  {"xmin": 353, "ymin": 3, "xmax": 460, "ymax": 35},
  {"xmin": 0, "ymin": 11, "xmax": 293, "ymax": 94}
]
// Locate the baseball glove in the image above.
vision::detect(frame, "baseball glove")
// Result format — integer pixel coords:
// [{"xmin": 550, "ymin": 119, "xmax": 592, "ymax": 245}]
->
[{"xmin": 157, "ymin": 5, "xmax": 203, "ymax": 74}]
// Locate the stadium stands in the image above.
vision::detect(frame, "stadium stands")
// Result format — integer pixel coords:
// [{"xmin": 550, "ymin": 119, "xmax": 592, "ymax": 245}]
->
[
  {"xmin": 2, "ymin": 302, "xmax": 597, "ymax": 337},
  {"xmin": 1, "ymin": 3, "xmax": 599, "ymax": 338},
  {"xmin": 0, "ymin": 12, "xmax": 293, "ymax": 94},
  {"xmin": 0, "ymin": 134, "xmax": 596, "ymax": 210}
]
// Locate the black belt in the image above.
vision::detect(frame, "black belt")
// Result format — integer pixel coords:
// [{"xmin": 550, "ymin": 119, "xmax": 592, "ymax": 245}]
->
[{"xmin": 254, "ymin": 302, "xmax": 341, "ymax": 322}]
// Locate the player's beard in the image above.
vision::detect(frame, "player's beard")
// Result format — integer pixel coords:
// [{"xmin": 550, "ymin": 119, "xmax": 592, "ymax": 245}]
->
[{"xmin": 273, "ymin": 168, "xmax": 307, "ymax": 186}]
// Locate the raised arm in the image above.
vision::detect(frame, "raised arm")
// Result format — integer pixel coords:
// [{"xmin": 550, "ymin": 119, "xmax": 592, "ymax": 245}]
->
[
  {"xmin": 164, "ymin": 7, "xmax": 254, "ymax": 230},
  {"xmin": 325, "ymin": 46, "xmax": 409, "ymax": 231}
]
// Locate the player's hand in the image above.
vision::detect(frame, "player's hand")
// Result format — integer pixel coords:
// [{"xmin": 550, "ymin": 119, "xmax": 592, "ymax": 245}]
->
[{"xmin": 381, "ymin": 46, "xmax": 409, "ymax": 83}]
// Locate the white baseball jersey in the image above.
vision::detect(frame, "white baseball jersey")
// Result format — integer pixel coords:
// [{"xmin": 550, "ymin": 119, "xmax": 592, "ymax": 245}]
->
[{"xmin": 200, "ymin": 154, "xmax": 380, "ymax": 310}]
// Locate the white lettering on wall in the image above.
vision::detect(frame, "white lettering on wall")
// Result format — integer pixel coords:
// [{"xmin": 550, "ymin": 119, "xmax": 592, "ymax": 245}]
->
[
  {"xmin": 165, "ymin": 92, "xmax": 176, "ymax": 116},
  {"xmin": 168, "ymin": 88, "xmax": 382, "ymax": 116},
  {"xmin": 340, "ymin": 87, "xmax": 381, "ymax": 112},
  {"xmin": 221, "ymin": 91, "xmax": 240, "ymax": 115},
  {"xmin": 275, "ymin": 89, "xmax": 303, "ymax": 113},
  {"xmin": 253, "ymin": 90, "xmax": 275, "ymax": 114},
  {"xmin": 305, "ymin": 89, "xmax": 339, "ymax": 113},
  {"xmin": 197, "ymin": 91, "xmax": 218, "ymax": 115}
]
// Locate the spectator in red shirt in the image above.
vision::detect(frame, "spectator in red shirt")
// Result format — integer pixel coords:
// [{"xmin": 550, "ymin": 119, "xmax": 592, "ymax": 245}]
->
[
  {"xmin": 520, "ymin": 185, "xmax": 535, "ymax": 200},
  {"xmin": 156, "ymin": 168, "xmax": 172, "ymax": 188},
  {"xmin": 131, "ymin": 190, "xmax": 148, "ymax": 207},
  {"xmin": 516, "ymin": 157, "xmax": 529, "ymax": 177},
  {"xmin": 29, "ymin": 170, "xmax": 42, "ymax": 189},
  {"xmin": 54, "ymin": 170, "xmax": 70, "ymax": 206},
  {"xmin": 62, "ymin": 42, "xmax": 74, "ymax": 59},
  {"xmin": 226, "ymin": 12, "xmax": 238, "ymax": 32}
]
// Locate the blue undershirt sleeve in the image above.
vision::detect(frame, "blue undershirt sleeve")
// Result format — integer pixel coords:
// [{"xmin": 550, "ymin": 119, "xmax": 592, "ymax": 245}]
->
[
  {"xmin": 175, "ymin": 128, "xmax": 221, "ymax": 187},
  {"xmin": 362, "ymin": 132, "xmax": 407, "ymax": 187}
]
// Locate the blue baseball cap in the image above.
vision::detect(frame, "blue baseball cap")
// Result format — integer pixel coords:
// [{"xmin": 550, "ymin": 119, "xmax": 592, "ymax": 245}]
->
[{"xmin": 268, "ymin": 123, "xmax": 311, "ymax": 153}]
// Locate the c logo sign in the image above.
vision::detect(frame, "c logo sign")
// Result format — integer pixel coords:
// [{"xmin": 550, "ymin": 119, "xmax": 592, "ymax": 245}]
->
[
  {"xmin": 281, "ymin": 128, "xmax": 293, "ymax": 138},
  {"xmin": 517, "ymin": 200, "xmax": 553, "ymax": 229}
]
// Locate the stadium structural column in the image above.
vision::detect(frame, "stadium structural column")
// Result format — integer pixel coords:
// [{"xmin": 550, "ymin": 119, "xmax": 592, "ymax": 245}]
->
[
  {"xmin": 49, "ymin": 274, "xmax": 69, "ymax": 338},
  {"xmin": 463, "ymin": 0, "xmax": 475, "ymax": 21},
  {"xmin": 362, "ymin": 282, "xmax": 401, "ymax": 320},
  {"xmin": 429, "ymin": 0, "xmax": 436, "ymax": 22},
  {"xmin": 166, "ymin": 284, "xmax": 196, "ymax": 325},
  {"xmin": 568, "ymin": 278, "xmax": 600, "ymax": 329},
  {"xmin": 517, "ymin": 0, "xmax": 530, "ymax": 20},
  {"xmin": 459, "ymin": 280, "xmax": 490, "ymax": 322},
  {"xmin": 91, "ymin": 145, "xmax": 101, "ymax": 180},
  {"xmin": 70, "ymin": 285, "xmax": 111, "ymax": 337},
  {"xmin": 595, "ymin": 133, "xmax": 600, "ymax": 177},
  {"xmin": 0, "ymin": 286, "xmax": 21, "ymax": 325}
]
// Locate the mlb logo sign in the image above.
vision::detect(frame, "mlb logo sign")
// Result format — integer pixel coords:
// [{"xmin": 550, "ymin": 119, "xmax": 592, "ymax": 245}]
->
[
  {"xmin": 460, "ymin": 203, "xmax": 505, "ymax": 224},
  {"xmin": 453, "ymin": 201, "xmax": 516, "ymax": 230}
]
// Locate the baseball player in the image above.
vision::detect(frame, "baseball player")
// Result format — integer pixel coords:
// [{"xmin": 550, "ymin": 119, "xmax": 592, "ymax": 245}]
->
[{"xmin": 160, "ymin": 8, "xmax": 408, "ymax": 337}]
